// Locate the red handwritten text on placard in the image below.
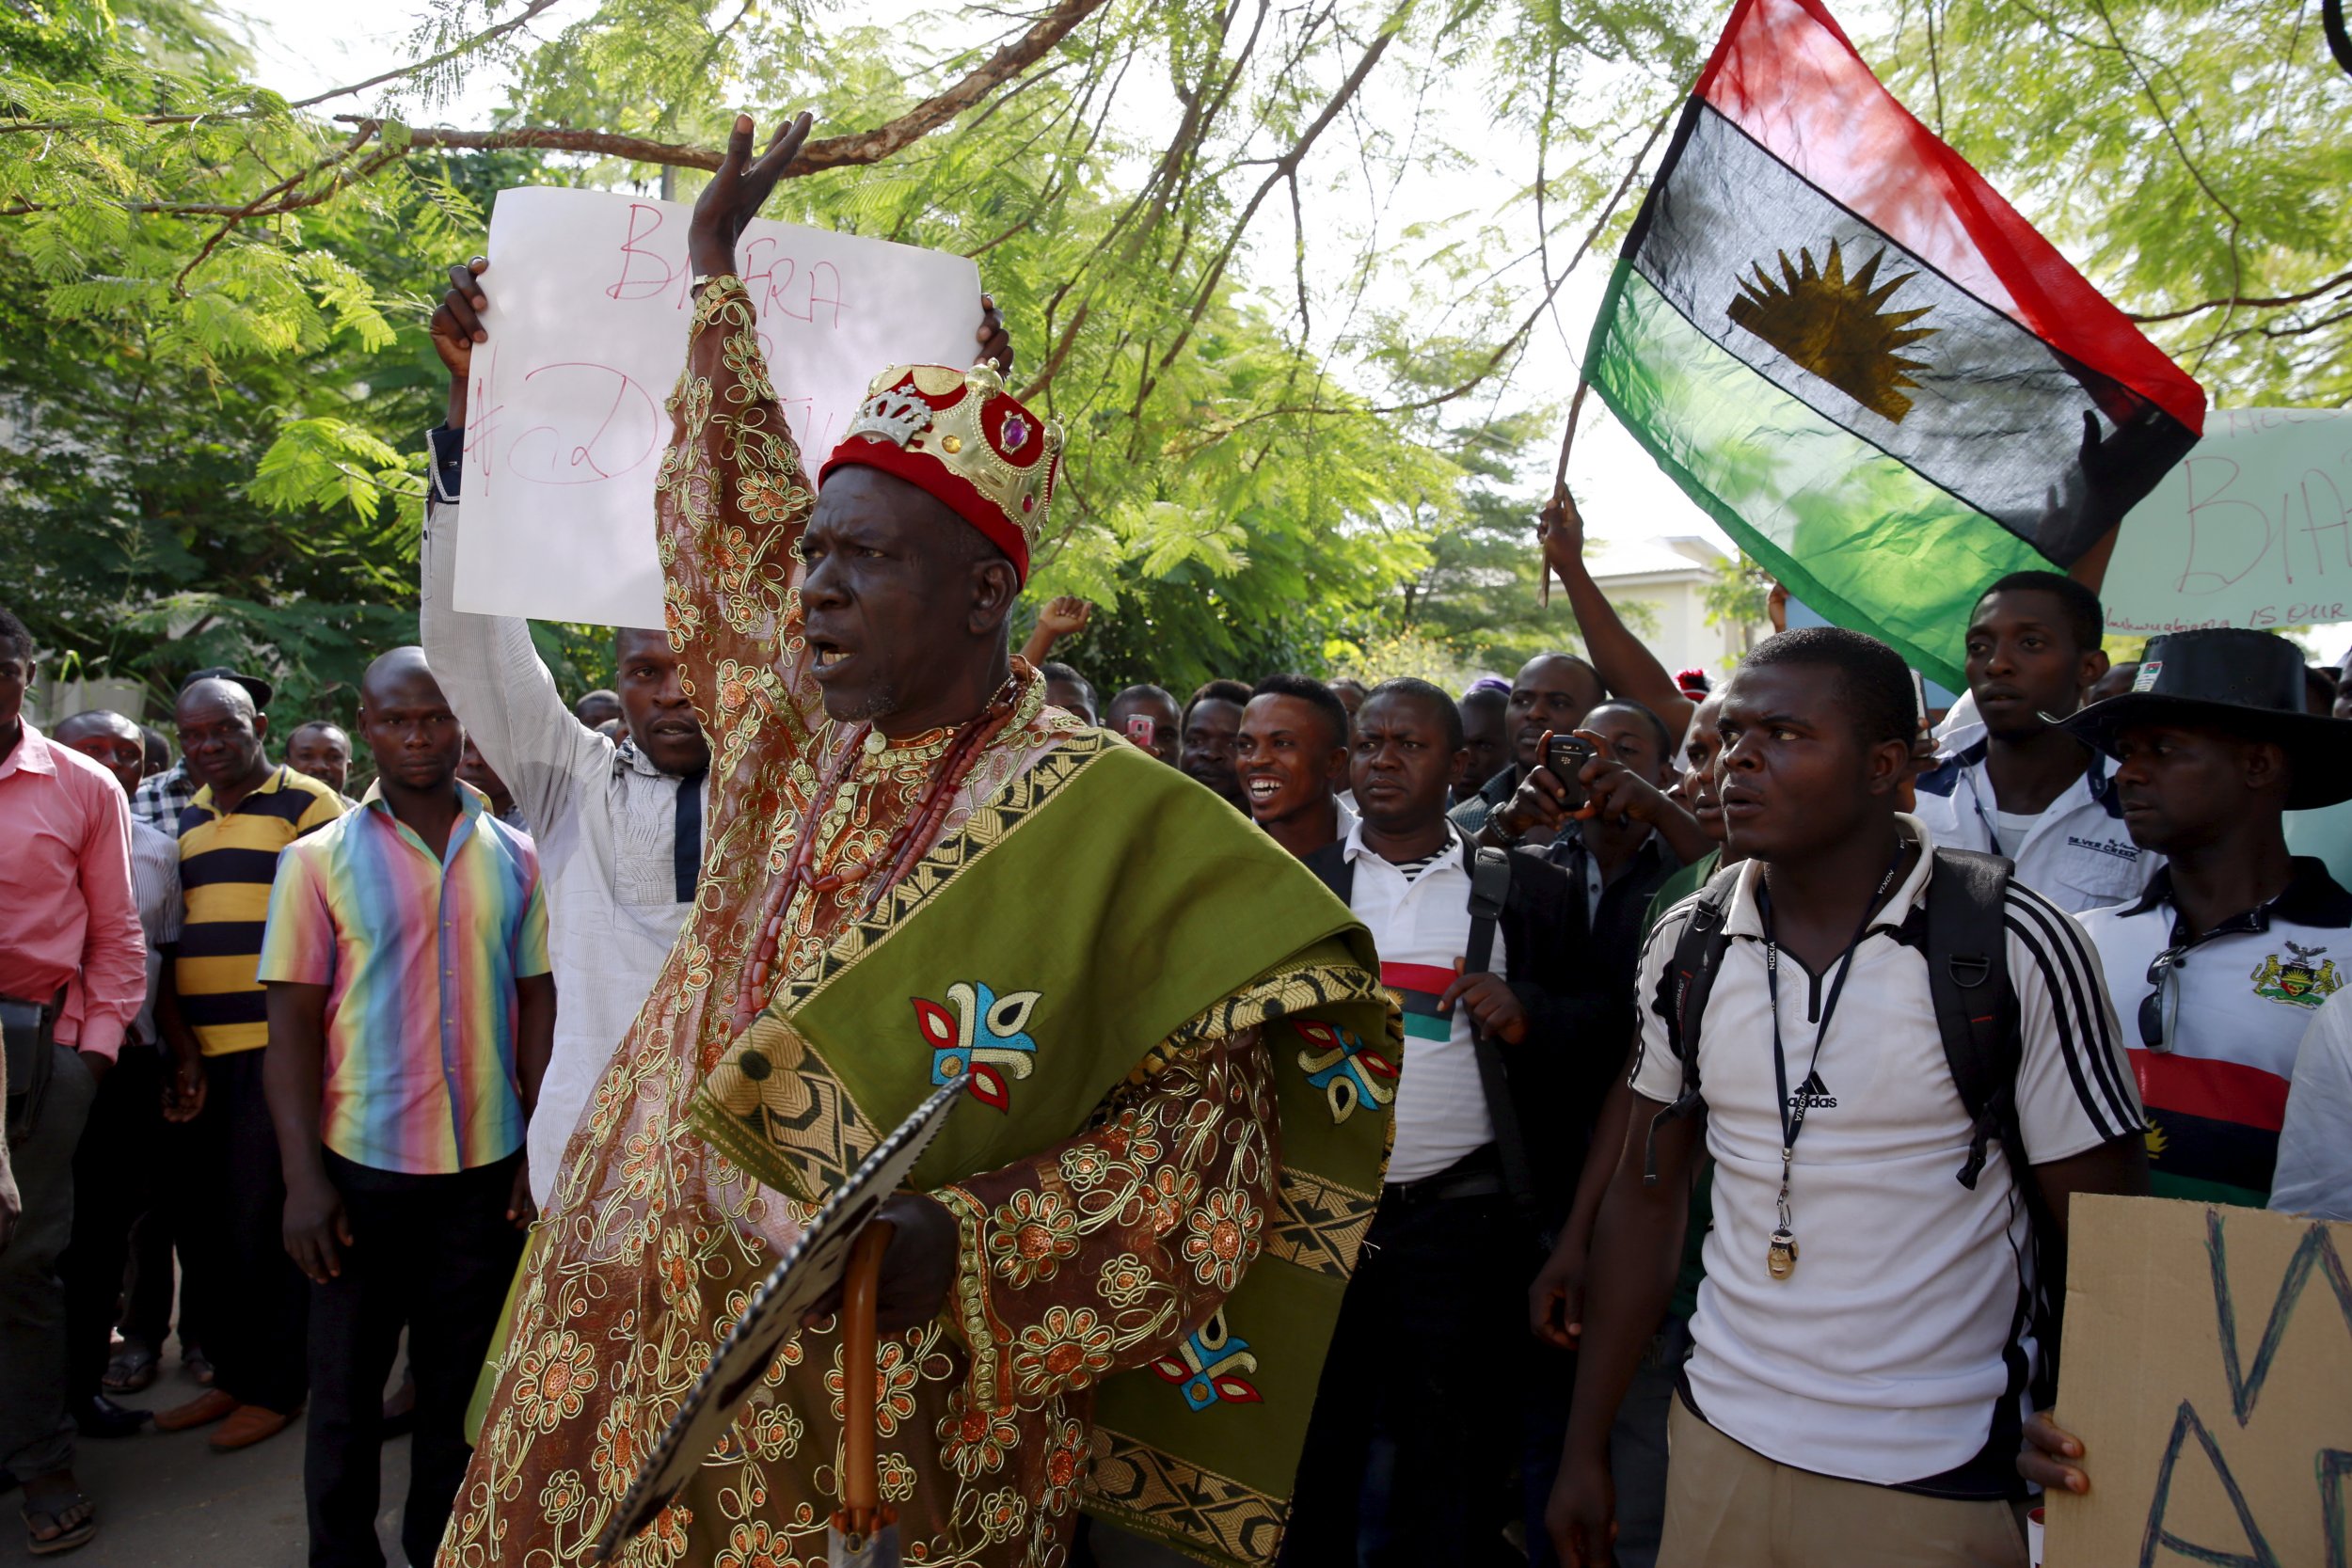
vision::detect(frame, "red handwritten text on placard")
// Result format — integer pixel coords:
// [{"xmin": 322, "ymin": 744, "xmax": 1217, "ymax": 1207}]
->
[
  {"xmin": 505, "ymin": 363, "xmax": 663, "ymax": 486},
  {"xmin": 741, "ymin": 236, "xmax": 848, "ymax": 330},
  {"xmin": 606, "ymin": 203, "xmax": 691, "ymax": 307}
]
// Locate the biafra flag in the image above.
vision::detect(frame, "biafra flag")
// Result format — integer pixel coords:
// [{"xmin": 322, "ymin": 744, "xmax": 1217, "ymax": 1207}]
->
[{"xmin": 1585, "ymin": 0, "xmax": 2206, "ymax": 689}]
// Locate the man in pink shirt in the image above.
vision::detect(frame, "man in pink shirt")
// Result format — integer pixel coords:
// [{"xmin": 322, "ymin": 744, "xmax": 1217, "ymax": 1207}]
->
[{"xmin": 0, "ymin": 604, "xmax": 147, "ymax": 1557}]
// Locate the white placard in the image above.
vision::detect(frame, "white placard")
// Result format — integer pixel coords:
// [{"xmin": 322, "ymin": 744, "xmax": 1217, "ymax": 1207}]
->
[
  {"xmin": 2103, "ymin": 408, "xmax": 2352, "ymax": 637},
  {"xmin": 455, "ymin": 186, "xmax": 984, "ymax": 627}
]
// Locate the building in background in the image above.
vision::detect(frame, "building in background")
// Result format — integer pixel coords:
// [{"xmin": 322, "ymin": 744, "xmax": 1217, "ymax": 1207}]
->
[{"xmin": 1584, "ymin": 534, "xmax": 1761, "ymax": 675}]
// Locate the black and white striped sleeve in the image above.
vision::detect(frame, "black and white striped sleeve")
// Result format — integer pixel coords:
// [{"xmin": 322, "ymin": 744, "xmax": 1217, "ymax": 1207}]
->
[
  {"xmin": 1626, "ymin": 900, "xmax": 1699, "ymax": 1101},
  {"xmin": 2004, "ymin": 883, "xmax": 2146, "ymax": 1159}
]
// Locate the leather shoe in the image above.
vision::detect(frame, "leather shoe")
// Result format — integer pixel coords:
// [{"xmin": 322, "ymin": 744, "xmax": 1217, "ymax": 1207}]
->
[
  {"xmin": 153, "ymin": 1388, "xmax": 237, "ymax": 1433},
  {"xmin": 73, "ymin": 1395, "xmax": 150, "ymax": 1439},
  {"xmin": 208, "ymin": 1403, "xmax": 295, "ymax": 1451}
]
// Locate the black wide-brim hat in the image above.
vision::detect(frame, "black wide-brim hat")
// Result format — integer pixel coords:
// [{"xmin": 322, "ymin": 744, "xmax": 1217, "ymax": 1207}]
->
[{"xmin": 2058, "ymin": 627, "xmax": 2352, "ymax": 811}]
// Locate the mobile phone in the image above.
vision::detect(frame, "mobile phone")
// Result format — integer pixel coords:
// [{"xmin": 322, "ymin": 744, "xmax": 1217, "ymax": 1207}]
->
[
  {"xmin": 1545, "ymin": 734, "xmax": 1595, "ymax": 811},
  {"xmin": 1125, "ymin": 715, "xmax": 1156, "ymax": 749}
]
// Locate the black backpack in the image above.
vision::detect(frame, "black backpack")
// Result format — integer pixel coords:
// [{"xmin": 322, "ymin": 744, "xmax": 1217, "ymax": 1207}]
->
[{"xmin": 1643, "ymin": 847, "xmax": 2061, "ymax": 1402}]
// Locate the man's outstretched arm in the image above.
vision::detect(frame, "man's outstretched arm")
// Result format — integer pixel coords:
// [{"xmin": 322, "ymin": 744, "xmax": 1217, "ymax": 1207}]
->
[
  {"xmin": 422, "ymin": 257, "xmax": 609, "ymax": 837},
  {"xmin": 1540, "ymin": 491, "xmax": 1696, "ymax": 741},
  {"xmin": 654, "ymin": 113, "xmax": 827, "ymax": 752}
]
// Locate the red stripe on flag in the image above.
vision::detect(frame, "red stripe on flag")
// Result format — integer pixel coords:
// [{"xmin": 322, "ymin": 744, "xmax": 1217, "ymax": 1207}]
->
[
  {"xmin": 1691, "ymin": 0, "xmax": 2203, "ymax": 435},
  {"xmin": 1381, "ymin": 961, "xmax": 1458, "ymax": 994},
  {"xmin": 2128, "ymin": 1048, "xmax": 2292, "ymax": 1133}
]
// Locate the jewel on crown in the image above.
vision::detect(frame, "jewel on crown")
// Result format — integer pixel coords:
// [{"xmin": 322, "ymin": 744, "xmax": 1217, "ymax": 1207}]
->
[{"xmin": 846, "ymin": 387, "xmax": 935, "ymax": 449}]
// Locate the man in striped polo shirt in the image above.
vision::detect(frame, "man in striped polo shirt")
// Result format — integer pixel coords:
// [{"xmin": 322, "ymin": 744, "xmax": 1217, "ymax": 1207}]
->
[
  {"xmin": 260, "ymin": 647, "xmax": 551, "ymax": 1568},
  {"xmin": 153, "ymin": 673, "xmax": 342, "ymax": 1450}
]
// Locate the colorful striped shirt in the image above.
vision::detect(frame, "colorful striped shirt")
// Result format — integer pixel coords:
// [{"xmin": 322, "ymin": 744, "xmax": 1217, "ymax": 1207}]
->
[
  {"xmin": 175, "ymin": 766, "xmax": 345, "ymax": 1055},
  {"xmin": 258, "ymin": 784, "xmax": 550, "ymax": 1175}
]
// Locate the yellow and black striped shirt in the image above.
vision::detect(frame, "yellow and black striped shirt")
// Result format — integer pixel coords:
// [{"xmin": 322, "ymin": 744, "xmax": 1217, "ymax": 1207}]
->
[{"xmin": 175, "ymin": 766, "xmax": 344, "ymax": 1056}]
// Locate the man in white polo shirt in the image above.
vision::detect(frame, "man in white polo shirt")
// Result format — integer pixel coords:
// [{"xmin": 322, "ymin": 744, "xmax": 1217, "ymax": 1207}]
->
[
  {"xmin": 1284, "ymin": 678, "xmax": 1585, "ymax": 1566},
  {"xmin": 2060, "ymin": 629, "xmax": 2352, "ymax": 1210},
  {"xmin": 1914, "ymin": 571, "xmax": 2157, "ymax": 913},
  {"xmin": 1549, "ymin": 627, "xmax": 2147, "ymax": 1568}
]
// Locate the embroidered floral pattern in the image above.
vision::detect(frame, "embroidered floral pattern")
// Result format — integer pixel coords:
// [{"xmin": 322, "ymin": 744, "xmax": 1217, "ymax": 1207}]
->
[
  {"xmin": 1041, "ymin": 1417, "xmax": 1090, "ymax": 1514},
  {"xmin": 878, "ymin": 1451, "xmax": 917, "ymax": 1503},
  {"xmin": 1009, "ymin": 1306, "xmax": 1119, "ymax": 1401},
  {"xmin": 511, "ymin": 1329, "xmax": 597, "ymax": 1433},
  {"xmin": 938, "ymin": 1394, "xmax": 1023, "ymax": 1481},
  {"xmin": 1182, "ymin": 1187, "xmax": 1264, "ymax": 1292},
  {"xmin": 825, "ymin": 1338, "xmax": 922, "ymax": 1438},
  {"xmin": 589, "ymin": 1397, "xmax": 640, "ymax": 1497},
  {"xmin": 987, "ymin": 1187, "xmax": 1082, "ymax": 1287},
  {"xmin": 1097, "ymin": 1252, "xmax": 1155, "ymax": 1310},
  {"xmin": 714, "ymin": 1518, "xmax": 790, "ymax": 1568}
]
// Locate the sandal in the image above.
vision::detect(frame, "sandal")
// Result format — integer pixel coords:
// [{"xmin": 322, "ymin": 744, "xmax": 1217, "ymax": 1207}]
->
[
  {"xmin": 183, "ymin": 1347, "xmax": 215, "ymax": 1387},
  {"xmin": 103, "ymin": 1342, "xmax": 158, "ymax": 1395},
  {"xmin": 23, "ymin": 1491, "xmax": 97, "ymax": 1557}
]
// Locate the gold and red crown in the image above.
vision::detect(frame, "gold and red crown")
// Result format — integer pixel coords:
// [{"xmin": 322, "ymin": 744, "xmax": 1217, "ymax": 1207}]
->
[{"xmin": 819, "ymin": 364, "xmax": 1062, "ymax": 582}]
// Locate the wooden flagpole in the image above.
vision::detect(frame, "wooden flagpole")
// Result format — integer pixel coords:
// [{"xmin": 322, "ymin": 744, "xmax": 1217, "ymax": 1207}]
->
[{"xmin": 1541, "ymin": 378, "xmax": 1591, "ymax": 607}]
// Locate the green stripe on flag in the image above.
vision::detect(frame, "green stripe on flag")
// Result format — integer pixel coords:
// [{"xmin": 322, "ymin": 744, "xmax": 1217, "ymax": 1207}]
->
[
  {"xmin": 1585, "ymin": 260, "xmax": 2054, "ymax": 690},
  {"xmin": 1402, "ymin": 1011, "xmax": 1452, "ymax": 1042}
]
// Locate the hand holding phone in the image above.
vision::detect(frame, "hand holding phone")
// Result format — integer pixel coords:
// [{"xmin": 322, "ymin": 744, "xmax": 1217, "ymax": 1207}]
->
[
  {"xmin": 1545, "ymin": 733, "xmax": 1596, "ymax": 812},
  {"xmin": 1125, "ymin": 715, "xmax": 1156, "ymax": 750}
]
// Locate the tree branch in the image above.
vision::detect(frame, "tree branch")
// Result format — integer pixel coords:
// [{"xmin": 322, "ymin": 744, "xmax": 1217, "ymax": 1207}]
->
[
  {"xmin": 288, "ymin": 0, "xmax": 567, "ymax": 109},
  {"xmin": 4, "ymin": 0, "xmax": 1107, "ymax": 219},
  {"xmin": 2124, "ymin": 267, "xmax": 2352, "ymax": 324}
]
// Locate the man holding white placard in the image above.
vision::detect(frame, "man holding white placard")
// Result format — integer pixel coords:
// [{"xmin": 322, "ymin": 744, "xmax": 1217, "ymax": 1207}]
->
[
  {"xmin": 437, "ymin": 113, "xmax": 1392, "ymax": 1568},
  {"xmin": 422, "ymin": 261, "xmax": 1009, "ymax": 1208}
]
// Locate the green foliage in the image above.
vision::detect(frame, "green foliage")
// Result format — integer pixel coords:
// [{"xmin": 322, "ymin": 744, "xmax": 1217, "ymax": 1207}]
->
[
  {"xmin": 1, "ymin": 0, "xmax": 2343, "ymax": 731},
  {"xmin": 1878, "ymin": 0, "xmax": 2352, "ymax": 406},
  {"xmin": 1703, "ymin": 551, "xmax": 1772, "ymax": 636}
]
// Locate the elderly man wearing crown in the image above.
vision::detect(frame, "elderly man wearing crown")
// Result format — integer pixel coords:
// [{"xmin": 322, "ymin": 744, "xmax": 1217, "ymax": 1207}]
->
[{"xmin": 437, "ymin": 115, "xmax": 1394, "ymax": 1568}]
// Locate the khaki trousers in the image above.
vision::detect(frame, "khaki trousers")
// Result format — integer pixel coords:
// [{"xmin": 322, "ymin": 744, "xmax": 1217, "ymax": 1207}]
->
[{"xmin": 1660, "ymin": 1395, "xmax": 2029, "ymax": 1568}]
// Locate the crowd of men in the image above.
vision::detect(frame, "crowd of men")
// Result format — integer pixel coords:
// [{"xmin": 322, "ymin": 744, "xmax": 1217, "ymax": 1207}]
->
[{"xmin": 5, "ymin": 274, "xmax": 2352, "ymax": 1568}]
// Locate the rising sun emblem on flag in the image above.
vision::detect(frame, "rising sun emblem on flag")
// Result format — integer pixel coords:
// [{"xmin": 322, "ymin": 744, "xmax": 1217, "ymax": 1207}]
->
[{"xmin": 1726, "ymin": 240, "xmax": 1939, "ymax": 423}]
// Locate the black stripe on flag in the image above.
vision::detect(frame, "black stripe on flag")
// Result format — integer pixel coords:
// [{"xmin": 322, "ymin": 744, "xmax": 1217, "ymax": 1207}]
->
[
  {"xmin": 1625, "ymin": 100, "xmax": 2194, "ymax": 566},
  {"xmin": 2148, "ymin": 1104, "xmax": 2280, "ymax": 1201}
]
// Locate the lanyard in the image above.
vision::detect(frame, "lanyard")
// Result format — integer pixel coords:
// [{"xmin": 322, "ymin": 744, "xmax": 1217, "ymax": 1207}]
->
[{"xmin": 1756, "ymin": 845, "xmax": 1906, "ymax": 1278}]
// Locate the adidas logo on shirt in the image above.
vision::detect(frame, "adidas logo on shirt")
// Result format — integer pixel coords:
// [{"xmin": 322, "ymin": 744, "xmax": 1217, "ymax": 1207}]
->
[{"xmin": 1787, "ymin": 1069, "xmax": 1837, "ymax": 1112}]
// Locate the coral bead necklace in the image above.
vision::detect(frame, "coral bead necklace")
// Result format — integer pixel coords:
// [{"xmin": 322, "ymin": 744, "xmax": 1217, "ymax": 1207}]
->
[{"xmin": 730, "ymin": 671, "xmax": 1027, "ymax": 1030}]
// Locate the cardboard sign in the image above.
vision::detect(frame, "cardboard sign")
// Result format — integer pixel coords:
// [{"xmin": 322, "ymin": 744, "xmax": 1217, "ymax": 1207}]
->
[
  {"xmin": 456, "ymin": 186, "xmax": 983, "ymax": 628},
  {"xmin": 2102, "ymin": 409, "xmax": 2352, "ymax": 638},
  {"xmin": 2044, "ymin": 1195, "xmax": 2352, "ymax": 1566}
]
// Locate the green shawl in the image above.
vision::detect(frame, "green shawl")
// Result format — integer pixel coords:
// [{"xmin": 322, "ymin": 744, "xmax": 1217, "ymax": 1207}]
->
[{"xmin": 691, "ymin": 730, "xmax": 1397, "ymax": 1564}]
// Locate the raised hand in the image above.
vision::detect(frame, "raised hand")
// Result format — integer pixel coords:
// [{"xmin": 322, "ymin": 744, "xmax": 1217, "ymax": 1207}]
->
[
  {"xmin": 429, "ymin": 257, "xmax": 490, "ymax": 428},
  {"xmin": 977, "ymin": 293, "xmax": 1014, "ymax": 374},
  {"xmin": 1537, "ymin": 488, "xmax": 1588, "ymax": 581},
  {"xmin": 1038, "ymin": 596, "xmax": 1091, "ymax": 641},
  {"xmin": 689, "ymin": 111, "xmax": 815, "ymax": 278}
]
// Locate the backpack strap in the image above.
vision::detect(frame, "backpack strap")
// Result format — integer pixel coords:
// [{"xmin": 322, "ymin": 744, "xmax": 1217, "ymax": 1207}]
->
[
  {"xmin": 1464, "ymin": 844, "xmax": 1538, "ymax": 1212},
  {"xmin": 1920, "ymin": 848, "xmax": 2020, "ymax": 1192},
  {"xmin": 1917, "ymin": 847, "xmax": 2062, "ymax": 1404},
  {"xmin": 1302, "ymin": 838, "xmax": 1354, "ymax": 905},
  {"xmin": 1640, "ymin": 863, "xmax": 1743, "ymax": 1185}
]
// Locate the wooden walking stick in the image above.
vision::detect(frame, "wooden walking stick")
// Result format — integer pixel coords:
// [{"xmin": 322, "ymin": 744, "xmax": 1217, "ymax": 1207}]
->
[{"xmin": 829, "ymin": 1222, "xmax": 901, "ymax": 1567}]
